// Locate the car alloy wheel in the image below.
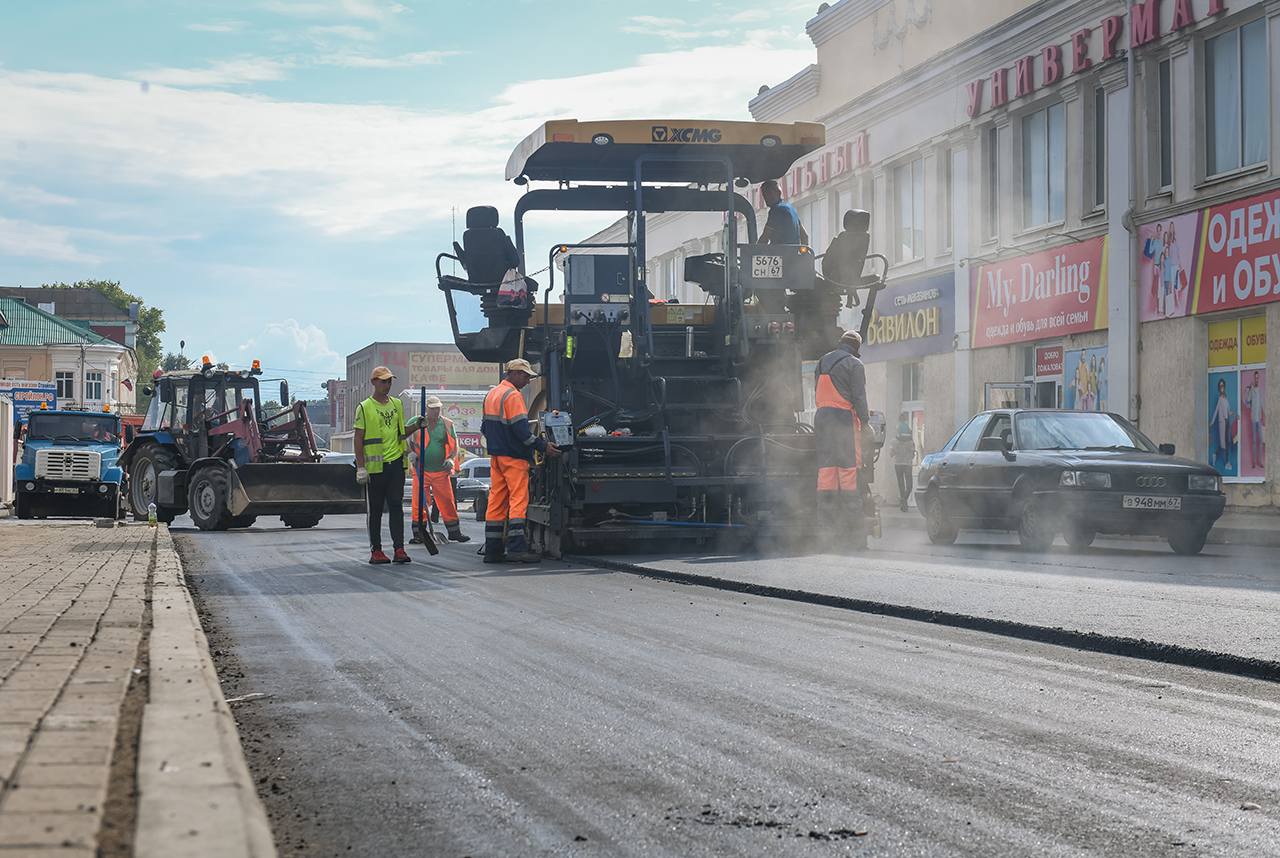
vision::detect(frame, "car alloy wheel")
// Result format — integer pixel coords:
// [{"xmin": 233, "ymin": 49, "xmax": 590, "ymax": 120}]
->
[
  {"xmin": 925, "ymin": 493, "xmax": 958, "ymax": 545},
  {"xmin": 1017, "ymin": 495, "xmax": 1053, "ymax": 551}
]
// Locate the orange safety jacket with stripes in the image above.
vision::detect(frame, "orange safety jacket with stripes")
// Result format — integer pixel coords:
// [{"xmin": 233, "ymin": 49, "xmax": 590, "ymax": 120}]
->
[
  {"xmin": 407, "ymin": 416, "xmax": 458, "ymax": 471},
  {"xmin": 814, "ymin": 342, "xmax": 869, "ymax": 423},
  {"xmin": 481, "ymin": 379, "xmax": 549, "ymax": 461}
]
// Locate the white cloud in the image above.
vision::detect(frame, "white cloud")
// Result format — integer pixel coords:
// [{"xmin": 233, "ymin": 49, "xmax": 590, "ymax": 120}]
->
[
  {"xmin": 308, "ymin": 24, "xmax": 378, "ymax": 41},
  {"xmin": 262, "ymin": 0, "xmax": 408, "ymax": 22},
  {"xmin": 317, "ymin": 49, "xmax": 465, "ymax": 67},
  {"xmin": 238, "ymin": 319, "xmax": 343, "ymax": 373},
  {"xmin": 0, "ymin": 218, "xmax": 101, "ymax": 263},
  {"xmin": 729, "ymin": 10, "xmax": 773, "ymax": 23},
  {"xmin": 127, "ymin": 58, "xmax": 294, "ymax": 87},
  {"xmin": 187, "ymin": 21, "xmax": 249, "ymax": 33},
  {"xmin": 0, "ymin": 39, "xmax": 813, "ymax": 237}
]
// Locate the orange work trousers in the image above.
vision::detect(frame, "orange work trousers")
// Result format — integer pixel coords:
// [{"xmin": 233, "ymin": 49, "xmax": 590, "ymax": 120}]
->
[
  {"xmin": 486, "ymin": 456, "xmax": 530, "ymax": 522},
  {"xmin": 411, "ymin": 469, "xmax": 458, "ymax": 524}
]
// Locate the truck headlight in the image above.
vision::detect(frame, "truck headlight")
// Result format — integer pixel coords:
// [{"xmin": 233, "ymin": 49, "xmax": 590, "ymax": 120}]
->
[
  {"xmin": 25, "ymin": 482, "xmax": 35, "ymax": 491},
  {"xmin": 98, "ymin": 484, "xmax": 109, "ymax": 493},
  {"xmin": 1060, "ymin": 471, "xmax": 1111, "ymax": 488},
  {"xmin": 1188, "ymin": 474, "xmax": 1220, "ymax": 492}
]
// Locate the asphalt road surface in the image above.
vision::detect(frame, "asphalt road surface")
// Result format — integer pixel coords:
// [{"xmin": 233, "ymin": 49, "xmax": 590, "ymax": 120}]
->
[{"xmin": 177, "ymin": 512, "xmax": 1280, "ymax": 858}]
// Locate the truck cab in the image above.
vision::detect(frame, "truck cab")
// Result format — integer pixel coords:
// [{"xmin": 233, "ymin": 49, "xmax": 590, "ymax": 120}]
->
[{"xmin": 14, "ymin": 409, "xmax": 125, "ymax": 519}]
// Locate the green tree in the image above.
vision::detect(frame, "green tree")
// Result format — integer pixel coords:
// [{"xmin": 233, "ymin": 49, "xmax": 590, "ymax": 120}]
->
[
  {"xmin": 42, "ymin": 280, "xmax": 167, "ymax": 410},
  {"xmin": 161, "ymin": 352, "xmax": 191, "ymax": 372}
]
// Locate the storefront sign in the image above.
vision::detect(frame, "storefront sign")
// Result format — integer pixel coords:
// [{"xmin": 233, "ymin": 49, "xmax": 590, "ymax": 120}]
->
[
  {"xmin": 861, "ymin": 272, "xmax": 954, "ymax": 362},
  {"xmin": 1208, "ymin": 315, "xmax": 1265, "ymax": 481},
  {"xmin": 966, "ymin": 0, "xmax": 1227, "ymax": 117},
  {"xmin": 1035, "ymin": 346, "xmax": 1064, "ymax": 378},
  {"xmin": 406, "ymin": 351, "xmax": 498, "ymax": 388},
  {"xmin": 1241, "ymin": 315, "xmax": 1267, "ymax": 364},
  {"xmin": 970, "ymin": 236, "xmax": 1109, "ymax": 348},
  {"xmin": 5, "ymin": 384, "xmax": 57, "ymax": 425},
  {"xmin": 749, "ymin": 134, "xmax": 869, "ymax": 206},
  {"xmin": 1063, "ymin": 346, "xmax": 1109, "ymax": 411},
  {"xmin": 1208, "ymin": 319, "xmax": 1239, "ymax": 367},
  {"xmin": 1193, "ymin": 186, "xmax": 1280, "ymax": 316}
]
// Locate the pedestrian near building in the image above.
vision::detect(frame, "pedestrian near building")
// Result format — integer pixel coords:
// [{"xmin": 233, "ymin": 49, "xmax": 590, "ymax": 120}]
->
[
  {"xmin": 481, "ymin": 359, "xmax": 562, "ymax": 563},
  {"xmin": 354, "ymin": 366, "xmax": 423, "ymax": 565},
  {"xmin": 408, "ymin": 395, "xmax": 470, "ymax": 545},
  {"xmin": 887, "ymin": 414, "xmax": 916, "ymax": 513},
  {"xmin": 814, "ymin": 330, "xmax": 870, "ymax": 549}
]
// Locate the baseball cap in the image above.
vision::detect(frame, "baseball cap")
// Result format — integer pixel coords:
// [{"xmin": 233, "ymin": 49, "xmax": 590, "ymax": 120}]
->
[
  {"xmin": 424, "ymin": 395, "xmax": 443, "ymax": 408},
  {"xmin": 371, "ymin": 366, "xmax": 395, "ymax": 381},
  {"xmin": 505, "ymin": 358, "xmax": 539, "ymax": 377}
]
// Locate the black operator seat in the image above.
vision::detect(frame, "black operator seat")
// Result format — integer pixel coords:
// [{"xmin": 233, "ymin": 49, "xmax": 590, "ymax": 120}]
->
[
  {"xmin": 821, "ymin": 209, "xmax": 871, "ymax": 288},
  {"xmin": 455, "ymin": 205, "xmax": 520, "ymax": 292}
]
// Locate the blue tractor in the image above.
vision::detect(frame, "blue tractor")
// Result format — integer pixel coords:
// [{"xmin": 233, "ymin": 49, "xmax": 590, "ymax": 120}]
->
[
  {"xmin": 15, "ymin": 407, "xmax": 126, "ymax": 520},
  {"xmin": 119, "ymin": 362, "xmax": 364, "ymax": 530}
]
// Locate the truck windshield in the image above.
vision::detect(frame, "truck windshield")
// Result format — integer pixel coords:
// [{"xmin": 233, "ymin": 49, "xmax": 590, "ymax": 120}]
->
[{"xmin": 27, "ymin": 414, "xmax": 119, "ymax": 443}]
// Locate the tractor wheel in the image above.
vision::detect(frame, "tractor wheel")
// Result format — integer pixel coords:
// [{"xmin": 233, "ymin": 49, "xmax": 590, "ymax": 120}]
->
[
  {"xmin": 281, "ymin": 514, "xmax": 322, "ymax": 529},
  {"xmin": 130, "ymin": 445, "xmax": 180, "ymax": 523},
  {"xmin": 229, "ymin": 515, "xmax": 258, "ymax": 529},
  {"xmin": 188, "ymin": 466, "xmax": 234, "ymax": 531}
]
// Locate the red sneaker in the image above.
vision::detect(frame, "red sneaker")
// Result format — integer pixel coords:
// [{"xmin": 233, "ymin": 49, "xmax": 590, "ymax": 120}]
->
[
  {"xmin": 369, "ymin": 549, "xmax": 391, "ymax": 564},
  {"xmin": 392, "ymin": 548, "xmax": 412, "ymax": 564}
]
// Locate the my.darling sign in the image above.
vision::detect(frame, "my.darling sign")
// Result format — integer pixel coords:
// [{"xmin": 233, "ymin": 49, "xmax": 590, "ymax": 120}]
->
[{"xmin": 969, "ymin": 236, "xmax": 1109, "ymax": 348}]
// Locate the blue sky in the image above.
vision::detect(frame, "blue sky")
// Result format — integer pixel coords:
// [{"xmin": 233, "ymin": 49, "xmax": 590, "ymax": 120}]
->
[{"xmin": 0, "ymin": 0, "xmax": 815, "ymax": 400}]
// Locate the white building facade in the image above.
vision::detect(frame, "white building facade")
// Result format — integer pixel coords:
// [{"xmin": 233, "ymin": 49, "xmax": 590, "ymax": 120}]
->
[{"xmin": 587, "ymin": 0, "xmax": 1280, "ymax": 510}]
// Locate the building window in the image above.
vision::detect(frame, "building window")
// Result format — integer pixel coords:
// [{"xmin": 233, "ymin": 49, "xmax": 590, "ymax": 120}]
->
[
  {"xmin": 895, "ymin": 158, "xmax": 924, "ymax": 262},
  {"xmin": 85, "ymin": 371, "xmax": 103, "ymax": 401},
  {"xmin": 1205, "ymin": 19, "xmax": 1267, "ymax": 176},
  {"xmin": 1208, "ymin": 315, "xmax": 1266, "ymax": 482},
  {"xmin": 901, "ymin": 361, "xmax": 923, "ymax": 402},
  {"xmin": 55, "ymin": 371, "xmax": 74, "ymax": 399},
  {"xmin": 1158, "ymin": 59, "xmax": 1173, "ymax": 189},
  {"xmin": 666, "ymin": 256, "xmax": 679, "ymax": 300},
  {"xmin": 1093, "ymin": 88, "xmax": 1107, "ymax": 210},
  {"xmin": 986, "ymin": 127, "xmax": 999, "ymax": 240},
  {"xmin": 800, "ymin": 199, "xmax": 824, "ymax": 255},
  {"xmin": 1022, "ymin": 102, "xmax": 1066, "ymax": 227}
]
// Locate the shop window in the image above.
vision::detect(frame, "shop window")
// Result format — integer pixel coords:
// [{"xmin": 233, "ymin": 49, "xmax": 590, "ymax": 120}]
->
[
  {"xmin": 895, "ymin": 158, "xmax": 924, "ymax": 262},
  {"xmin": 1158, "ymin": 59, "xmax": 1173, "ymax": 189},
  {"xmin": 1207, "ymin": 316, "xmax": 1266, "ymax": 482},
  {"xmin": 1022, "ymin": 102, "xmax": 1065, "ymax": 227},
  {"xmin": 85, "ymin": 371, "xmax": 103, "ymax": 402},
  {"xmin": 986, "ymin": 127, "xmax": 999, "ymax": 240},
  {"xmin": 55, "ymin": 371, "xmax": 75, "ymax": 400},
  {"xmin": 901, "ymin": 361, "xmax": 923, "ymax": 402},
  {"xmin": 1205, "ymin": 19, "xmax": 1268, "ymax": 176},
  {"xmin": 1093, "ymin": 88, "xmax": 1107, "ymax": 210}
]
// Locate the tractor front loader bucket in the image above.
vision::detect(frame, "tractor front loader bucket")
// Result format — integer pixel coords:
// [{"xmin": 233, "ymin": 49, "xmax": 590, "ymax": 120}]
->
[{"xmin": 227, "ymin": 463, "xmax": 366, "ymax": 517}]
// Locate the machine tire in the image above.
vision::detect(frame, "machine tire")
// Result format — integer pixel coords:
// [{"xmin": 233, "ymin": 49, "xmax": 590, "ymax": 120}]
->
[
  {"xmin": 474, "ymin": 491, "xmax": 488, "ymax": 521},
  {"xmin": 15, "ymin": 493, "xmax": 33, "ymax": 520},
  {"xmin": 188, "ymin": 466, "xmax": 234, "ymax": 531},
  {"xmin": 281, "ymin": 514, "xmax": 322, "ymax": 529},
  {"xmin": 1016, "ymin": 495, "xmax": 1053, "ymax": 551},
  {"xmin": 1168, "ymin": 527, "xmax": 1209, "ymax": 556},
  {"xmin": 229, "ymin": 515, "xmax": 257, "ymax": 529},
  {"xmin": 924, "ymin": 493, "xmax": 958, "ymax": 545},
  {"xmin": 1063, "ymin": 521, "xmax": 1096, "ymax": 550},
  {"xmin": 130, "ymin": 445, "xmax": 180, "ymax": 523}
]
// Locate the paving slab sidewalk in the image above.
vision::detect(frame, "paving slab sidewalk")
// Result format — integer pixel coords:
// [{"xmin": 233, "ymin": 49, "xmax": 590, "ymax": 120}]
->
[{"xmin": 0, "ymin": 521, "xmax": 274, "ymax": 858}]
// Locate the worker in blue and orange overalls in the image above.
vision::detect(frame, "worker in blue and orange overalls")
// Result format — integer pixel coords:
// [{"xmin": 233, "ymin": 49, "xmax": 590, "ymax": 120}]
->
[
  {"xmin": 407, "ymin": 395, "xmax": 469, "ymax": 545},
  {"xmin": 480, "ymin": 359, "xmax": 562, "ymax": 564},
  {"xmin": 814, "ymin": 330, "xmax": 871, "ymax": 550}
]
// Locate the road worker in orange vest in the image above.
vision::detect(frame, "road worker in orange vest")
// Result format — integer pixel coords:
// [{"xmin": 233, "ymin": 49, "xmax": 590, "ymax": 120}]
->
[{"xmin": 408, "ymin": 395, "xmax": 469, "ymax": 544}]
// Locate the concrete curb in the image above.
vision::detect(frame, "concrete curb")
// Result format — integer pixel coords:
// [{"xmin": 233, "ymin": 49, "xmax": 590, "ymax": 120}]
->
[{"xmin": 134, "ymin": 526, "xmax": 277, "ymax": 858}]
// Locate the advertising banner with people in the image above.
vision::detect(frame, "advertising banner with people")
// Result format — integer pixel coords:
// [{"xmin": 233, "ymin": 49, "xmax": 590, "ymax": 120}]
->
[
  {"xmin": 1062, "ymin": 346, "xmax": 1108, "ymax": 411},
  {"xmin": 970, "ymin": 236, "xmax": 1109, "ymax": 348},
  {"xmin": 1141, "ymin": 186, "xmax": 1280, "ymax": 321},
  {"xmin": 1208, "ymin": 316, "xmax": 1265, "ymax": 482}
]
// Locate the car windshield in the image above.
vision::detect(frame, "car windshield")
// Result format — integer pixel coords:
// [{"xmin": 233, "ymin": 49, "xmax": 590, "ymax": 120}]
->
[
  {"xmin": 1015, "ymin": 412, "xmax": 1159, "ymax": 452},
  {"xmin": 26, "ymin": 413, "xmax": 119, "ymax": 443}
]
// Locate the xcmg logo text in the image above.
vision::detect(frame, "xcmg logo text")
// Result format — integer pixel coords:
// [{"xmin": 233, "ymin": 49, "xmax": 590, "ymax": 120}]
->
[{"xmin": 652, "ymin": 126, "xmax": 722, "ymax": 143}]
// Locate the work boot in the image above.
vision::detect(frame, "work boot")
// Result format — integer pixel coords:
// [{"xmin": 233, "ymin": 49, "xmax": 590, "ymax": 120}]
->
[
  {"xmin": 392, "ymin": 548, "xmax": 412, "ymax": 564},
  {"xmin": 504, "ymin": 551, "xmax": 542, "ymax": 564},
  {"xmin": 446, "ymin": 523, "xmax": 470, "ymax": 543},
  {"xmin": 482, "ymin": 552, "xmax": 506, "ymax": 564},
  {"xmin": 369, "ymin": 549, "xmax": 390, "ymax": 565}
]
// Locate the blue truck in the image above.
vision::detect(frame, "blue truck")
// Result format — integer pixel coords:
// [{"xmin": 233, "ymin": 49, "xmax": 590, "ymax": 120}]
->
[{"xmin": 15, "ymin": 409, "xmax": 126, "ymax": 519}]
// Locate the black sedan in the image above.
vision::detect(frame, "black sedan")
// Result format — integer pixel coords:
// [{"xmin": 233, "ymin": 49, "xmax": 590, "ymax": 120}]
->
[{"xmin": 915, "ymin": 410, "xmax": 1225, "ymax": 554}]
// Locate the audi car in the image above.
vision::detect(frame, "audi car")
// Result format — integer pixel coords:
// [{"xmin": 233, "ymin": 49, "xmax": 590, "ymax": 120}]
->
[{"xmin": 915, "ymin": 409, "xmax": 1226, "ymax": 554}]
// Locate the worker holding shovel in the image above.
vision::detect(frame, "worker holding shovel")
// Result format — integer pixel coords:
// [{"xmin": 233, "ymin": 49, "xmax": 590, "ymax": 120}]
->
[{"xmin": 409, "ymin": 394, "xmax": 470, "ymax": 546}]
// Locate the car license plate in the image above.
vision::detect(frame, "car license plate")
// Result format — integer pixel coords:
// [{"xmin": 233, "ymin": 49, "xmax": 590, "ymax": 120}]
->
[
  {"xmin": 1123, "ymin": 495, "xmax": 1181, "ymax": 510},
  {"xmin": 53, "ymin": 487, "xmax": 80, "ymax": 494},
  {"xmin": 751, "ymin": 255, "xmax": 784, "ymax": 278}
]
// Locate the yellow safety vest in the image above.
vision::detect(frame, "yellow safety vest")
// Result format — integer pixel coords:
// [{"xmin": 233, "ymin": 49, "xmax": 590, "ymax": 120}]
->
[{"xmin": 356, "ymin": 397, "xmax": 406, "ymax": 474}]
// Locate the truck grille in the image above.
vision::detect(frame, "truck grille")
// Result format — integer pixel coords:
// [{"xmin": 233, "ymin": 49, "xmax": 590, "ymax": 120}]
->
[{"xmin": 35, "ymin": 449, "xmax": 102, "ymax": 481}]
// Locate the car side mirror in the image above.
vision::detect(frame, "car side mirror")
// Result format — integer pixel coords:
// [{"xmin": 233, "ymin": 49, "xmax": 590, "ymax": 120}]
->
[
  {"xmin": 978, "ymin": 436, "xmax": 1008, "ymax": 452},
  {"xmin": 141, "ymin": 385, "xmax": 154, "ymax": 396},
  {"xmin": 1158, "ymin": 443, "xmax": 1176, "ymax": 456},
  {"xmin": 124, "ymin": 425, "xmax": 135, "ymax": 444},
  {"xmin": 280, "ymin": 381, "xmax": 290, "ymax": 405}
]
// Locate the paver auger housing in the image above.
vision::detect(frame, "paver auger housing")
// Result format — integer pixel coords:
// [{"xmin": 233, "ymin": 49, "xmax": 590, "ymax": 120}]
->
[
  {"xmin": 119, "ymin": 362, "xmax": 364, "ymax": 530},
  {"xmin": 437, "ymin": 119, "xmax": 886, "ymax": 557}
]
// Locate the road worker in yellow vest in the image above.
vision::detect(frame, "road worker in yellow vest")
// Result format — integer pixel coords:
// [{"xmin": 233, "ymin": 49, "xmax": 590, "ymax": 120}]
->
[{"xmin": 354, "ymin": 366, "xmax": 423, "ymax": 565}]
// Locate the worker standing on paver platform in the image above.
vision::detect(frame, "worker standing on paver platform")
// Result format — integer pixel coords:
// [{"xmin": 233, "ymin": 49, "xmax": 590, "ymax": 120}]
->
[
  {"xmin": 354, "ymin": 365, "xmax": 423, "ymax": 565},
  {"xmin": 814, "ymin": 330, "xmax": 870, "ymax": 550},
  {"xmin": 408, "ymin": 395, "xmax": 469, "ymax": 544},
  {"xmin": 480, "ymin": 359, "xmax": 561, "ymax": 564}
]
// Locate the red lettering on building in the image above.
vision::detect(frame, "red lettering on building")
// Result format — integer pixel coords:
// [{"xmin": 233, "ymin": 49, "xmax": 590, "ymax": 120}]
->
[
  {"xmin": 1014, "ymin": 55, "xmax": 1035, "ymax": 98},
  {"xmin": 1072, "ymin": 29, "xmax": 1092, "ymax": 73},
  {"xmin": 1042, "ymin": 44, "xmax": 1063, "ymax": 87},
  {"xmin": 966, "ymin": 79, "xmax": 985, "ymax": 117},
  {"xmin": 1171, "ymin": 0, "xmax": 1196, "ymax": 29},
  {"xmin": 852, "ymin": 134, "xmax": 869, "ymax": 167},
  {"xmin": 1102, "ymin": 15, "xmax": 1124, "ymax": 59},
  {"xmin": 990, "ymin": 67, "xmax": 1008, "ymax": 107},
  {"xmin": 1130, "ymin": 0, "xmax": 1160, "ymax": 48},
  {"xmin": 1208, "ymin": 0, "xmax": 1226, "ymax": 14}
]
